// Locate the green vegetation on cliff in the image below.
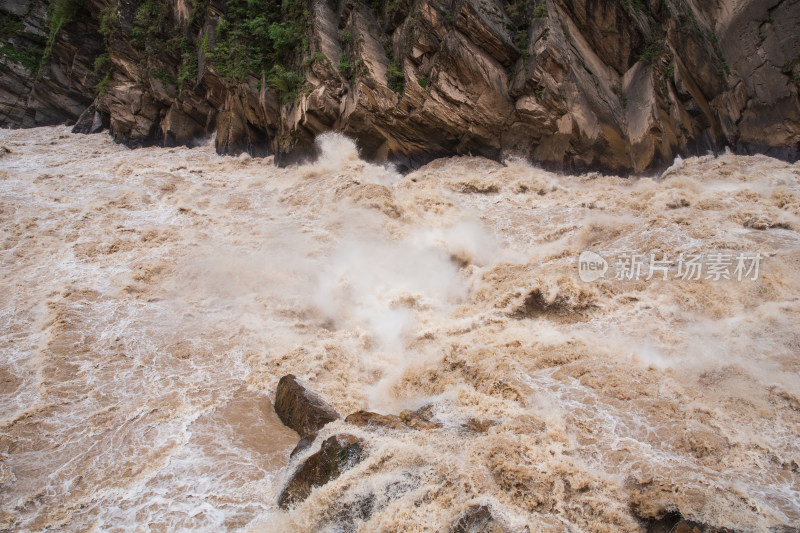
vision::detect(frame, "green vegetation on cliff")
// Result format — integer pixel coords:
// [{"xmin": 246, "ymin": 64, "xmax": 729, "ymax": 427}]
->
[
  {"xmin": 131, "ymin": 0, "xmax": 170, "ymax": 52},
  {"xmin": 1, "ymin": 0, "xmax": 85, "ymax": 77},
  {"xmin": 212, "ymin": 0, "xmax": 310, "ymax": 100},
  {"xmin": 40, "ymin": 0, "xmax": 85, "ymax": 76},
  {"xmin": 0, "ymin": 7, "xmax": 45, "ymax": 75}
]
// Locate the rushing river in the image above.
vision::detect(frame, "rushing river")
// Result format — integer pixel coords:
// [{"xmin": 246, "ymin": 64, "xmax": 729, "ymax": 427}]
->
[{"xmin": 0, "ymin": 126, "xmax": 798, "ymax": 532}]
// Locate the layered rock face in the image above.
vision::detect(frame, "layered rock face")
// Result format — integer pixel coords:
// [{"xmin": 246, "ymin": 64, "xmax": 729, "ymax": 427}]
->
[
  {"xmin": 0, "ymin": 0, "xmax": 104, "ymax": 127},
  {"xmin": 1, "ymin": 0, "xmax": 799, "ymax": 171}
]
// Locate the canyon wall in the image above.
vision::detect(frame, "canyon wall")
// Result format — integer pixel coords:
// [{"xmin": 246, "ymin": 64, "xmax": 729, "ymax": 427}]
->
[{"xmin": 1, "ymin": 0, "xmax": 799, "ymax": 171}]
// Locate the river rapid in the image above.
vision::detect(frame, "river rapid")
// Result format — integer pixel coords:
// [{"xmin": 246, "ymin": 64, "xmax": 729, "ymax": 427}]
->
[{"xmin": 1, "ymin": 126, "xmax": 799, "ymax": 532}]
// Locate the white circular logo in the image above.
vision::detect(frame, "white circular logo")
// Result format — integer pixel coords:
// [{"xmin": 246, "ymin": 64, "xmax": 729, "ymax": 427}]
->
[{"xmin": 578, "ymin": 251, "xmax": 608, "ymax": 282}]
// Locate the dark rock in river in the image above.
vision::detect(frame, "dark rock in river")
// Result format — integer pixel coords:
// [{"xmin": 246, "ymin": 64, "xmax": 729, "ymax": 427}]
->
[
  {"xmin": 345, "ymin": 404, "xmax": 441, "ymax": 431},
  {"xmin": 274, "ymin": 374, "xmax": 340, "ymax": 439},
  {"xmin": 345, "ymin": 410, "xmax": 409, "ymax": 430},
  {"xmin": 289, "ymin": 435, "xmax": 317, "ymax": 460},
  {"xmin": 644, "ymin": 511, "xmax": 745, "ymax": 533},
  {"xmin": 278, "ymin": 433, "xmax": 367, "ymax": 509},
  {"xmin": 71, "ymin": 104, "xmax": 110, "ymax": 135},
  {"xmin": 450, "ymin": 504, "xmax": 509, "ymax": 533}
]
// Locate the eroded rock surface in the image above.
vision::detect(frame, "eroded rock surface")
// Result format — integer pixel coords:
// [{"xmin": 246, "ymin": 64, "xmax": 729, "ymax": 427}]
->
[
  {"xmin": 274, "ymin": 374, "xmax": 340, "ymax": 439},
  {"xmin": 2, "ymin": 0, "xmax": 799, "ymax": 171},
  {"xmin": 450, "ymin": 504, "xmax": 509, "ymax": 533},
  {"xmin": 278, "ymin": 433, "xmax": 366, "ymax": 508},
  {"xmin": 645, "ymin": 512, "xmax": 736, "ymax": 533},
  {"xmin": 345, "ymin": 405, "xmax": 441, "ymax": 430}
]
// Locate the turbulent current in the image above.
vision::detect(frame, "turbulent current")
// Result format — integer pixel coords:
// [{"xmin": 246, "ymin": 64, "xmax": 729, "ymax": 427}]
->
[{"xmin": 0, "ymin": 126, "xmax": 799, "ymax": 532}]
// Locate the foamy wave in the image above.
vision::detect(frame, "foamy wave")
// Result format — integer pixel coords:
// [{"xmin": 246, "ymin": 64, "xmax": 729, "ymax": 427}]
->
[{"xmin": 0, "ymin": 127, "xmax": 798, "ymax": 532}]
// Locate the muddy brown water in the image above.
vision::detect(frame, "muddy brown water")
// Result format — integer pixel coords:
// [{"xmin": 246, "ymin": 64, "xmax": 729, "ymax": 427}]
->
[{"xmin": 1, "ymin": 127, "xmax": 798, "ymax": 532}]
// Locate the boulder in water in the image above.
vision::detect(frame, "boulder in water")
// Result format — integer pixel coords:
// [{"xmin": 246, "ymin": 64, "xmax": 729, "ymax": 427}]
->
[
  {"xmin": 274, "ymin": 374, "xmax": 340, "ymax": 439},
  {"xmin": 645, "ymin": 512, "xmax": 738, "ymax": 533},
  {"xmin": 278, "ymin": 434, "xmax": 366, "ymax": 508},
  {"xmin": 345, "ymin": 406, "xmax": 440, "ymax": 431},
  {"xmin": 289, "ymin": 435, "xmax": 317, "ymax": 459},
  {"xmin": 450, "ymin": 505, "xmax": 509, "ymax": 533},
  {"xmin": 345, "ymin": 411, "xmax": 407, "ymax": 430}
]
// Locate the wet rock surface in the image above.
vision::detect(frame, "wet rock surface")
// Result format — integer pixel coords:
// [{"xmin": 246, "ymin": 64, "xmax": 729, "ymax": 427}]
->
[
  {"xmin": 71, "ymin": 104, "xmax": 110, "ymax": 135},
  {"xmin": 273, "ymin": 374, "xmax": 340, "ymax": 439},
  {"xmin": 274, "ymin": 379, "xmax": 442, "ymax": 511},
  {"xmin": 278, "ymin": 433, "xmax": 367, "ymax": 509},
  {"xmin": 450, "ymin": 504, "xmax": 509, "ymax": 533},
  {"xmin": 639, "ymin": 510, "xmax": 793, "ymax": 533},
  {"xmin": 345, "ymin": 405, "xmax": 441, "ymax": 431}
]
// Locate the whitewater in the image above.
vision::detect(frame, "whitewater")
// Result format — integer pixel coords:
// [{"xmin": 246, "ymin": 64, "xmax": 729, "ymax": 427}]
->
[{"xmin": 0, "ymin": 126, "xmax": 798, "ymax": 532}]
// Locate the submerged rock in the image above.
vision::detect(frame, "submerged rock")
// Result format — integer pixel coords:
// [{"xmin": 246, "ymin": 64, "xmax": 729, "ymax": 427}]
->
[
  {"xmin": 463, "ymin": 418, "xmax": 498, "ymax": 433},
  {"xmin": 644, "ymin": 512, "xmax": 737, "ymax": 533},
  {"xmin": 450, "ymin": 505, "xmax": 509, "ymax": 533},
  {"xmin": 274, "ymin": 374, "xmax": 340, "ymax": 439},
  {"xmin": 331, "ymin": 493, "xmax": 377, "ymax": 530},
  {"xmin": 345, "ymin": 405, "xmax": 441, "ymax": 431},
  {"xmin": 278, "ymin": 434, "xmax": 367, "ymax": 508},
  {"xmin": 345, "ymin": 410, "xmax": 408, "ymax": 430}
]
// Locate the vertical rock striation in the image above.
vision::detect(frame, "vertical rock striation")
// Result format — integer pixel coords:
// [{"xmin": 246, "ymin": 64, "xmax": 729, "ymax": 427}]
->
[{"xmin": 1, "ymin": 0, "xmax": 799, "ymax": 171}]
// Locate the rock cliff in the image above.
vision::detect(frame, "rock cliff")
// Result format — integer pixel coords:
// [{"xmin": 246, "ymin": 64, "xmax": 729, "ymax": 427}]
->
[{"xmin": 2, "ymin": 0, "xmax": 799, "ymax": 171}]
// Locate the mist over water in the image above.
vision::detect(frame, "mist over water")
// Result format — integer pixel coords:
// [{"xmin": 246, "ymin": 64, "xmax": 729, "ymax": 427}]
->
[{"xmin": 1, "ymin": 127, "xmax": 799, "ymax": 532}]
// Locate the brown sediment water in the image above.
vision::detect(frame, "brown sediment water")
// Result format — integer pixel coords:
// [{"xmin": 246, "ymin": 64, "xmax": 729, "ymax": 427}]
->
[{"xmin": 0, "ymin": 127, "xmax": 798, "ymax": 532}]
